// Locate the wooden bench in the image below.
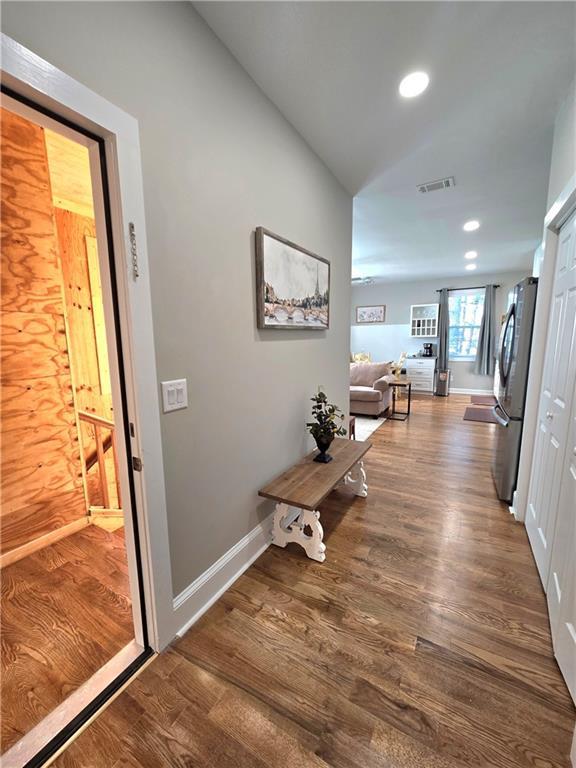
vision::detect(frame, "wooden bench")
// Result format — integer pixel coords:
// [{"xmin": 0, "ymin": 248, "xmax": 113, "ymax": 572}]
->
[{"xmin": 258, "ymin": 437, "xmax": 371, "ymax": 562}]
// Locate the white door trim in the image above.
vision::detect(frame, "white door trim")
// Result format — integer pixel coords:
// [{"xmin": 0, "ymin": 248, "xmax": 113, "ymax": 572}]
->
[
  {"xmin": 1, "ymin": 33, "xmax": 174, "ymax": 650},
  {"xmin": 512, "ymin": 172, "xmax": 576, "ymax": 524}
]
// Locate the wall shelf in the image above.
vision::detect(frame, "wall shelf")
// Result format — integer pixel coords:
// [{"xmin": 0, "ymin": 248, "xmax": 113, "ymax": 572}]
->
[{"xmin": 410, "ymin": 303, "xmax": 439, "ymax": 338}]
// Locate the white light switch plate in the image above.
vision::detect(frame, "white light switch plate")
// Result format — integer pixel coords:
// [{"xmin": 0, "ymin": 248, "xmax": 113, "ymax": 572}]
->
[{"xmin": 161, "ymin": 379, "xmax": 188, "ymax": 412}]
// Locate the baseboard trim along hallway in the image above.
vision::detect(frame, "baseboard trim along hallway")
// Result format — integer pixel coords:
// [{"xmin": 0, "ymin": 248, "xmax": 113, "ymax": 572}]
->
[{"xmin": 173, "ymin": 512, "xmax": 275, "ymax": 638}]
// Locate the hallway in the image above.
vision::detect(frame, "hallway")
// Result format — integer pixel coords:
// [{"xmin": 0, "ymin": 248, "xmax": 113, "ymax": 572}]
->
[{"xmin": 55, "ymin": 395, "xmax": 574, "ymax": 767}]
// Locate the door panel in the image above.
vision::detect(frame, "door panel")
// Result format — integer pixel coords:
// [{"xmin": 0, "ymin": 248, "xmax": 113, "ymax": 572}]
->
[
  {"xmin": 553, "ymin": 286, "xmax": 576, "ymax": 409},
  {"xmin": 547, "ymin": 388, "xmax": 576, "ymax": 701},
  {"xmin": 526, "ymin": 210, "xmax": 576, "ymax": 585}
]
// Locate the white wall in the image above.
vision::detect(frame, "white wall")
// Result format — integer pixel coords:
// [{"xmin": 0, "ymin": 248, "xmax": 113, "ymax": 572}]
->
[
  {"xmin": 351, "ymin": 271, "xmax": 528, "ymax": 391},
  {"xmin": 2, "ymin": 2, "xmax": 352, "ymax": 597},
  {"xmin": 547, "ymin": 77, "xmax": 576, "ymax": 209}
]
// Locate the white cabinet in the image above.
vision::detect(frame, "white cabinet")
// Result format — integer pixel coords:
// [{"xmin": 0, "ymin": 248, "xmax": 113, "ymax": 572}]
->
[{"xmin": 405, "ymin": 357, "xmax": 436, "ymax": 393}]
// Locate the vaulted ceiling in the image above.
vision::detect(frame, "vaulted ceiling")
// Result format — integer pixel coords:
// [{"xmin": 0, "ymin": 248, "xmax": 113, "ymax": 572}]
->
[{"xmin": 196, "ymin": 2, "xmax": 576, "ymax": 281}]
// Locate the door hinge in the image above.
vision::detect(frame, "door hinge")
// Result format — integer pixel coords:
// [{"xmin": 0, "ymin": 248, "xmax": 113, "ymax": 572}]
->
[
  {"xmin": 132, "ymin": 456, "xmax": 143, "ymax": 472},
  {"xmin": 129, "ymin": 222, "xmax": 139, "ymax": 279}
]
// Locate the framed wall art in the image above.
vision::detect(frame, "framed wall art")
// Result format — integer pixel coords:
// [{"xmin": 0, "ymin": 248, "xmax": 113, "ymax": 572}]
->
[
  {"xmin": 356, "ymin": 305, "xmax": 386, "ymax": 324},
  {"xmin": 255, "ymin": 227, "xmax": 330, "ymax": 330}
]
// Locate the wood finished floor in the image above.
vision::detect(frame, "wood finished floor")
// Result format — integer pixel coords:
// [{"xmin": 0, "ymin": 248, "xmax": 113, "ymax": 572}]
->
[
  {"xmin": 56, "ymin": 395, "xmax": 575, "ymax": 767},
  {"xmin": 1, "ymin": 524, "xmax": 133, "ymax": 753}
]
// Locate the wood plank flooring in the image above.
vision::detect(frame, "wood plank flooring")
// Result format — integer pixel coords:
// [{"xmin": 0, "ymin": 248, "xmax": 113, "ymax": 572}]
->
[
  {"xmin": 56, "ymin": 395, "xmax": 574, "ymax": 767},
  {"xmin": 1, "ymin": 524, "xmax": 133, "ymax": 753}
]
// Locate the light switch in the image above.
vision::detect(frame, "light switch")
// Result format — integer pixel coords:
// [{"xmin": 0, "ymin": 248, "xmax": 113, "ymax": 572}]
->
[{"xmin": 161, "ymin": 379, "xmax": 188, "ymax": 413}]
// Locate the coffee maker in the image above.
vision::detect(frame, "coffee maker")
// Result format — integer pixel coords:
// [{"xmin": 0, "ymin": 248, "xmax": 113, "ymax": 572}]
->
[{"xmin": 423, "ymin": 343, "xmax": 434, "ymax": 357}]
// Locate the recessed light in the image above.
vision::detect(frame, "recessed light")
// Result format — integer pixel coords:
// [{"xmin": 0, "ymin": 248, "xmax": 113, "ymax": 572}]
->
[
  {"xmin": 463, "ymin": 220, "xmax": 480, "ymax": 232},
  {"xmin": 399, "ymin": 71, "xmax": 430, "ymax": 98},
  {"xmin": 465, "ymin": 251, "xmax": 478, "ymax": 260},
  {"xmin": 465, "ymin": 263, "xmax": 477, "ymax": 271}
]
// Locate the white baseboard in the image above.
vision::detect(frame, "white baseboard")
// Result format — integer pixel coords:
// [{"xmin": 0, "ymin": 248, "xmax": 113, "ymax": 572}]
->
[
  {"xmin": 449, "ymin": 387, "xmax": 494, "ymax": 395},
  {"xmin": 509, "ymin": 490, "xmax": 517, "ymax": 519},
  {"xmin": 508, "ymin": 491, "xmax": 526, "ymax": 524},
  {"xmin": 173, "ymin": 512, "xmax": 274, "ymax": 638}
]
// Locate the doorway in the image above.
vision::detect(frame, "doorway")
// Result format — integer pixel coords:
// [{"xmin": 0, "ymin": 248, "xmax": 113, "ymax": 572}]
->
[
  {"xmin": 1, "ymin": 98, "xmax": 150, "ymax": 765},
  {"xmin": 525, "ymin": 206, "xmax": 576, "ymax": 702}
]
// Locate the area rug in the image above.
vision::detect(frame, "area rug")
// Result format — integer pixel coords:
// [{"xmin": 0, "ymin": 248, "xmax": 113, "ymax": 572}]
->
[
  {"xmin": 470, "ymin": 394, "xmax": 497, "ymax": 406},
  {"xmin": 463, "ymin": 406, "xmax": 498, "ymax": 424},
  {"xmin": 354, "ymin": 415, "xmax": 387, "ymax": 441}
]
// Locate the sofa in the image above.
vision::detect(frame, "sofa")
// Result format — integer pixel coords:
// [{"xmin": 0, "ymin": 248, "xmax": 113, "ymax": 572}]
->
[{"xmin": 350, "ymin": 361, "xmax": 395, "ymax": 417}]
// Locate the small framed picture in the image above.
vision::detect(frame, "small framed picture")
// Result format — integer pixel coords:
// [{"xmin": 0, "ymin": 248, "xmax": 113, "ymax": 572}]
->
[
  {"xmin": 255, "ymin": 227, "xmax": 330, "ymax": 330},
  {"xmin": 356, "ymin": 305, "xmax": 385, "ymax": 324}
]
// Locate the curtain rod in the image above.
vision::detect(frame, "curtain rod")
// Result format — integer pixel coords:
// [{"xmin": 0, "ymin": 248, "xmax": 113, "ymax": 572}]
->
[{"xmin": 436, "ymin": 284, "xmax": 500, "ymax": 292}]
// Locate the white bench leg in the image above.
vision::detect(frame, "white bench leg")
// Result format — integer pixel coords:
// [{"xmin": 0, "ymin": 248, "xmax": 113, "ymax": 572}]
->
[
  {"xmin": 271, "ymin": 502, "xmax": 326, "ymax": 563},
  {"xmin": 343, "ymin": 460, "xmax": 368, "ymax": 497}
]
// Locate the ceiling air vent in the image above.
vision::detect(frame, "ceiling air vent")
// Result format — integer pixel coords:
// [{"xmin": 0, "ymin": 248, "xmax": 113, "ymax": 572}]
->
[{"xmin": 417, "ymin": 176, "xmax": 455, "ymax": 194}]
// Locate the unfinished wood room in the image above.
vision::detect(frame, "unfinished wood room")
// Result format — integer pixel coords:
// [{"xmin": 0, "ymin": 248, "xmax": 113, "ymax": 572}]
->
[{"xmin": 1, "ymin": 106, "xmax": 139, "ymax": 758}]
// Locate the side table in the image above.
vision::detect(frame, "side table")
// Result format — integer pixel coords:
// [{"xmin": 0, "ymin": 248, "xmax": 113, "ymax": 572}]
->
[{"xmin": 389, "ymin": 378, "xmax": 412, "ymax": 421}]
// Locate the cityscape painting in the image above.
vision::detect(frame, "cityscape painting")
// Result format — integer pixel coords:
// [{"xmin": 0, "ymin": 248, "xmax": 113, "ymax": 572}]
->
[{"xmin": 255, "ymin": 228, "xmax": 330, "ymax": 329}]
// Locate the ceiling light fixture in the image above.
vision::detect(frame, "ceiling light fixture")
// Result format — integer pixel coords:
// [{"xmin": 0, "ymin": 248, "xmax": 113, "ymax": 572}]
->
[
  {"xmin": 464, "ymin": 251, "xmax": 478, "ymax": 260},
  {"xmin": 399, "ymin": 71, "xmax": 430, "ymax": 98},
  {"xmin": 465, "ymin": 263, "xmax": 477, "ymax": 271},
  {"xmin": 463, "ymin": 220, "xmax": 480, "ymax": 232}
]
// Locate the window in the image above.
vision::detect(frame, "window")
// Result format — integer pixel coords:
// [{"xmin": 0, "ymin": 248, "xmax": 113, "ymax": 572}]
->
[{"xmin": 448, "ymin": 289, "xmax": 484, "ymax": 360}]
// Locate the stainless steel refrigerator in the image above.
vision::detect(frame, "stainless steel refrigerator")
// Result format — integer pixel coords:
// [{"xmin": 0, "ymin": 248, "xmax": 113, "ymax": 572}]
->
[{"xmin": 492, "ymin": 277, "xmax": 538, "ymax": 503}]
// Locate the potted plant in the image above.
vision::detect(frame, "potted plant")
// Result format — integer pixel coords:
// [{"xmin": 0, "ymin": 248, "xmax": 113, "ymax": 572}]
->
[{"xmin": 307, "ymin": 390, "xmax": 347, "ymax": 463}]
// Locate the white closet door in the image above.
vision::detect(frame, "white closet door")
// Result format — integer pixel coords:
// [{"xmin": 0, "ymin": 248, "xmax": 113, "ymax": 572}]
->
[
  {"xmin": 547, "ymin": 389, "xmax": 576, "ymax": 702},
  {"xmin": 526, "ymin": 210, "xmax": 576, "ymax": 584}
]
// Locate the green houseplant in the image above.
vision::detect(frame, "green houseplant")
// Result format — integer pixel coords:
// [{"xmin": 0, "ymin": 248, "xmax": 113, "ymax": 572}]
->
[{"xmin": 307, "ymin": 390, "xmax": 347, "ymax": 463}]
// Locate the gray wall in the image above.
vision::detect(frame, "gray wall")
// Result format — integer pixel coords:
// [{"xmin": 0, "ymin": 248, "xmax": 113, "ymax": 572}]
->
[
  {"xmin": 3, "ymin": 2, "xmax": 352, "ymax": 596},
  {"xmin": 351, "ymin": 271, "xmax": 529, "ymax": 391},
  {"xmin": 547, "ymin": 77, "xmax": 576, "ymax": 209}
]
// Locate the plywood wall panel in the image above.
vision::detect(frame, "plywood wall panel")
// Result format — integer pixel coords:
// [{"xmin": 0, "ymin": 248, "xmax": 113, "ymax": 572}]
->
[
  {"xmin": 1, "ymin": 266, "xmax": 64, "ymax": 316},
  {"xmin": 1, "ymin": 377, "xmax": 80, "ymax": 519},
  {"xmin": 0, "ymin": 108, "xmax": 86, "ymax": 557},
  {"xmin": 1, "ymin": 311, "xmax": 71, "ymax": 380},
  {"xmin": 44, "ymin": 128, "xmax": 94, "ymax": 219},
  {"xmin": 55, "ymin": 209, "xmax": 113, "ymax": 422},
  {"xmin": 0, "ymin": 488, "xmax": 87, "ymax": 554},
  {"xmin": 1, "ymin": 115, "xmax": 63, "ymax": 314},
  {"xmin": 1, "ymin": 377, "xmax": 75, "ymax": 434},
  {"xmin": 1, "ymin": 426, "xmax": 82, "ymax": 516}
]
